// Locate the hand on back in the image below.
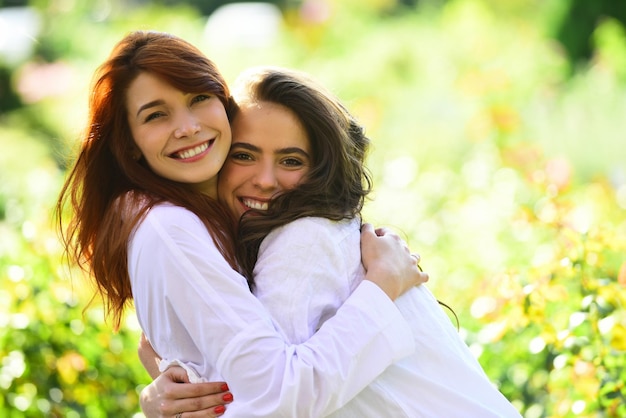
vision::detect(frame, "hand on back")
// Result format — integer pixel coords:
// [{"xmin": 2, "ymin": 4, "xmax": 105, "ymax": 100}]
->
[{"xmin": 360, "ymin": 223, "xmax": 428, "ymax": 300}]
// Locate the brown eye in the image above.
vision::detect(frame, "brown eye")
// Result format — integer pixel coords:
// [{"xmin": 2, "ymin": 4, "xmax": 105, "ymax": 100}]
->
[
  {"xmin": 145, "ymin": 111, "xmax": 165, "ymax": 122},
  {"xmin": 282, "ymin": 157, "xmax": 304, "ymax": 167},
  {"xmin": 231, "ymin": 152, "xmax": 253, "ymax": 161},
  {"xmin": 192, "ymin": 94, "xmax": 212, "ymax": 104}
]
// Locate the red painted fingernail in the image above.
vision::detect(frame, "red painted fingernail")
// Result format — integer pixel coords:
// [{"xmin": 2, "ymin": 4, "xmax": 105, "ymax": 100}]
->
[
  {"xmin": 222, "ymin": 392, "xmax": 233, "ymax": 402},
  {"xmin": 221, "ymin": 383, "xmax": 229, "ymax": 391},
  {"xmin": 214, "ymin": 405, "xmax": 226, "ymax": 415}
]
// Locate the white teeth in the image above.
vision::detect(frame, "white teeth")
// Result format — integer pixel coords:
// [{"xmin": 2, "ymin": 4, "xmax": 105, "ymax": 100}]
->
[
  {"xmin": 243, "ymin": 199, "xmax": 268, "ymax": 211},
  {"xmin": 175, "ymin": 141, "xmax": 209, "ymax": 159}
]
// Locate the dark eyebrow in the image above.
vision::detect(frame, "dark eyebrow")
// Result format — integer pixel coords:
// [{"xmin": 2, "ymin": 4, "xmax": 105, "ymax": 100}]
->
[
  {"xmin": 276, "ymin": 147, "xmax": 310, "ymax": 159},
  {"xmin": 231, "ymin": 143, "xmax": 310, "ymax": 159},
  {"xmin": 136, "ymin": 99, "xmax": 165, "ymax": 117},
  {"xmin": 230, "ymin": 142, "xmax": 261, "ymax": 152}
]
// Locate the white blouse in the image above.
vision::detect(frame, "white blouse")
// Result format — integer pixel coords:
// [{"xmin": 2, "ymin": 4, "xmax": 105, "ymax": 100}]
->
[
  {"xmin": 128, "ymin": 203, "xmax": 415, "ymax": 417},
  {"xmin": 253, "ymin": 216, "xmax": 522, "ymax": 417}
]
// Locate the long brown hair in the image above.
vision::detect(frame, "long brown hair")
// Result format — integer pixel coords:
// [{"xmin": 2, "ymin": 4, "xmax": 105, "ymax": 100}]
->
[
  {"xmin": 233, "ymin": 67, "xmax": 373, "ymax": 287},
  {"xmin": 56, "ymin": 31, "xmax": 238, "ymax": 330}
]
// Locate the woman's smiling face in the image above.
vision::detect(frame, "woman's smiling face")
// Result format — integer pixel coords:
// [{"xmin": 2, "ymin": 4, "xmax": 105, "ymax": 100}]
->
[
  {"xmin": 218, "ymin": 101, "xmax": 312, "ymax": 219},
  {"xmin": 126, "ymin": 72, "xmax": 232, "ymax": 197}
]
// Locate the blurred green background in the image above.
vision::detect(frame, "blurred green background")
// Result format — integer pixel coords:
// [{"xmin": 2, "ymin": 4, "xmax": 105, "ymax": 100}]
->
[{"xmin": 1, "ymin": 0, "xmax": 625, "ymax": 416}]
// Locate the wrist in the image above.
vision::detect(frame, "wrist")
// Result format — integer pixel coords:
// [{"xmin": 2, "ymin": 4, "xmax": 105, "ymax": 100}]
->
[{"xmin": 364, "ymin": 268, "xmax": 400, "ymax": 300}]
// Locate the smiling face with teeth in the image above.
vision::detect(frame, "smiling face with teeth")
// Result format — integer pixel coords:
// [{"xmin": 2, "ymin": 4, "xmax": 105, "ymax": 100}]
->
[
  {"xmin": 126, "ymin": 72, "xmax": 232, "ymax": 197},
  {"xmin": 217, "ymin": 101, "xmax": 311, "ymax": 219}
]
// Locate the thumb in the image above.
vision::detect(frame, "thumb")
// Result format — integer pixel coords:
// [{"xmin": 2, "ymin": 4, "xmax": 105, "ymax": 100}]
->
[
  {"xmin": 360, "ymin": 222, "xmax": 374, "ymax": 235},
  {"xmin": 164, "ymin": 366, "xmax": 191, "ymax": 384}
]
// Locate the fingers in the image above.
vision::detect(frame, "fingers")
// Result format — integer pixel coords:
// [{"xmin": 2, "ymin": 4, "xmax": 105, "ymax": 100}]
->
[
  {"xmin": 361, "ymin": 223, "xmax": 430, "ymax": 298},
  {"xmin": 370, "ymin": 225, "xmax": 410, "ymax": 251},
  {"xmin": 161, "ymin": 390, "xmax": 232, "ymax": 417},
  {"xmin": 369, "ymin": 224, "xmax": 422, "ymax": 265},
  {"xmin": 361, "ymin": 222, "xmax": 374, "ymax": 233},
  {"xmin": 416, "ymin": 267, "xmax": 429, "ymax": 284},
  {"xmin": 362, "ymin": 223, "xmax": 396, "ymax": 239},
  {"xmin": 155, "ymin": 389, "xmax": 232, "ymax": 417},
  {"xmin": 363, "ymin": 224, "xmax": 402, "ymax": 244},
  {"xmin": 140, "ymin": 373, "xmax": 232, "ymax": 418},
  {"xmin": 403, "ymin": 253, "xmax": 429, "ymax": 287},
  {"xmin": 373, "ymin": 226, "xmax": 393, "ymax": 238},
  {"xmin": 410, "ymin": 252, "xmax": 429, "ymax": 284},
  {"xmin": 169, "ymin": 381, "xmax": 228, "ymax": 399}
]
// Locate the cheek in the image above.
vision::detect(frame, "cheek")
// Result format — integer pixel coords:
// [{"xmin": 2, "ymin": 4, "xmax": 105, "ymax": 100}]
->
[
  {"xmin": 282, "ymin": 172, "xmax": 307, "ymax": 190},
  {"xmin": 218, "ymin": 164, "xmax": 243, "ymax": 196},
  {"xmin": 135, "ymin": 138, "xmax": 159, "ymax": 168},
  {"xmin": 131, "ymin": 126, "xmax": 157, "ymax": 157},
  {"xmin": 204, "ymin": 101, "xmax": 230, "ymax": 129}
]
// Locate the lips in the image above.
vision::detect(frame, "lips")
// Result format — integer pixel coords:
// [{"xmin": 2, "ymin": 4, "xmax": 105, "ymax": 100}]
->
[{"xmin": 170, "ymin": 139, "xmax": 214, "ymax": 159}]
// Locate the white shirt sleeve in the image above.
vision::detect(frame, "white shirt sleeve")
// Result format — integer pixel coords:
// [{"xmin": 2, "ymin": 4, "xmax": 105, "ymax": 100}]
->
[{"xmin": 128, "ymin": 204, "xmax": 414, "ymax": 418}]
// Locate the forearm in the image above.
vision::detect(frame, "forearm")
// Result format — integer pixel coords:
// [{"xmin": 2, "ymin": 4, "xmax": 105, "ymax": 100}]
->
[
  {"xmin": 138, "ymin": 332, "xmax": 161, "ymax": 380},
  {"xmin": 216, "ymin": 281, "xmax": 414, "ymax": 417}
]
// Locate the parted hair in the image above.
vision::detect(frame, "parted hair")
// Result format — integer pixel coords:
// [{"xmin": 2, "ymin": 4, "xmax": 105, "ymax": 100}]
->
[
  {"xmin": 232, "ymin": 67, "xmax": 373, "ymax": 288},
  {"xmin": 56, "ymin": 31, "xmax": 238, "ymax": 330}
]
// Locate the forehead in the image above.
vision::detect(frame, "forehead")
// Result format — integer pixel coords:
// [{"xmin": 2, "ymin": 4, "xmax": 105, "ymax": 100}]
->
[
  {"xmin": 232, "ymin": 101, "xmax": 310, "ymax": 150},
  {"xmin": 128, "ymin": 72, "xmax": 174, "ymax": 94},
  {"xmin": 126, "ymin": 73, "xmax": 178, "ymax": 107}
]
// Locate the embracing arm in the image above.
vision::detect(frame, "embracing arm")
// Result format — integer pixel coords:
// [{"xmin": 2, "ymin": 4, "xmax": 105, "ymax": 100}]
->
[{"xmin": 130, "ymin": 206, "xmax": 424, "ymax": 417}]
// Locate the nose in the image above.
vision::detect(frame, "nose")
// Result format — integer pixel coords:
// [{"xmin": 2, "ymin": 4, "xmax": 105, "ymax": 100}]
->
[
  {"xmin": 174, "ymin": 111, "xmax": 201, "ymax": 138},
  {"xmin": 252, "ymin": 162, "xmax": 279, "ymax": 191}
]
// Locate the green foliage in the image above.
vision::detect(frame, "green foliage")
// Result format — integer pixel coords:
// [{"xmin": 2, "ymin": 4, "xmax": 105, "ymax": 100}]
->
[
  {"xmin": 1, "ymin": 0, "xmax": 625, "ymax": 416},
  {"xmin": 0, "ymin": 127, "xmax": 149, "ymax": 416},
  {"xmin": 1, "ymin": 244, "xmax": 148, "ymax": 417},
  {"xmin": 456, "ymin": 159, "xmax": 626, "ymax": 417}
]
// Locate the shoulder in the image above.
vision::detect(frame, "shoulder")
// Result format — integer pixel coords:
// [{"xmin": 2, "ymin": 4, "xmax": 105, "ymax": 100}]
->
[
  {"xmin": 129, "ymin": 202, "xmax": 234, "ymax": 280},
  {"xmin": 260, "ymin": 217, "xmax": 360, "ymax": 254},
  {"xmin": 131, "ymin": 203, "xmax": 213, "ymax": 252},
  {"xmin": 145, "ymin": 202, "xmax": 198, "ymax": 221},
  {"xmin": 141, "ymin": 203, "xmax": 204, "ymax": 231},
  {"xmin": 271, "ymin": 217, "xmax": 358, "ymax": 239}
]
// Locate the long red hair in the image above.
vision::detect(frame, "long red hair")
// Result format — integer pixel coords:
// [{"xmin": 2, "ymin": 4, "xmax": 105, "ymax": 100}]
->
[{"xmin": 56, "ymin": 31, "xmax": 238, "ymax": 330}]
